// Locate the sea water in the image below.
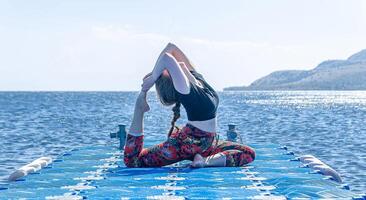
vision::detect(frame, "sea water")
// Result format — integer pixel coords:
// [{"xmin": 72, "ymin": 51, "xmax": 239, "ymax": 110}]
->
[{"xmin": 0, "ymin": 91, "xmax": 365, "ymax": 193}]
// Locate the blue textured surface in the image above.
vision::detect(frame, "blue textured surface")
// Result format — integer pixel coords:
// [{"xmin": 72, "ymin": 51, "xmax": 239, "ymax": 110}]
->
[
  {"xmin": 1, "ymin": 92, "xmax": 366, "ymax": 193},
  {"xmin": 0, "ymin": 142, "xmax": 359, "ymax": 199}
]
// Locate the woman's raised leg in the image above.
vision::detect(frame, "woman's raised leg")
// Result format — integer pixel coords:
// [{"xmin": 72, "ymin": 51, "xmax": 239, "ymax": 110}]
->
[{"xmin": 124, "ymin": 91, "xmax": 184, "ymax": 167}]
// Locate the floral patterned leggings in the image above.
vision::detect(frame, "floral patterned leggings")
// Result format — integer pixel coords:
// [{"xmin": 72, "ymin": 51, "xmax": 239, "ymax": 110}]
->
[{"xmin": 124, "ymin": 124, "xmax": 255, "ymax": 167}]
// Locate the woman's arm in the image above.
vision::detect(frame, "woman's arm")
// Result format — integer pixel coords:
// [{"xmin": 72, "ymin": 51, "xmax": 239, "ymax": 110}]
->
[
  {"xmin": 164, "ymin": 43, "xmax": 196, "ymax": 71},
  {"xmin": 142, "ymin": 53, "xmax": 190, "ymax": 94},
  {"xmin": 178, "ymin": 62, "xmax": 200, "ymax": 86},
  {"xmin": 153, "ymin": 53, "xmax": 190, "ymax": 94}
]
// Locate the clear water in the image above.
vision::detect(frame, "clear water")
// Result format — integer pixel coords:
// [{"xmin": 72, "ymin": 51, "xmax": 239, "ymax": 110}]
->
[{"xmin": 0, "ymin": 91, "xmax": 365, "ymax": 193}]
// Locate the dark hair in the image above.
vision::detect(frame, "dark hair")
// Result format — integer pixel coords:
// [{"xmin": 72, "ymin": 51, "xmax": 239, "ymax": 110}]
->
[
  {"xmin": 155, "ymin": 71, "xmax": 181, "ymax": 137},
  {"xmin": 168, "ymin": 102, "xmax": 181, "ymax": 137}
]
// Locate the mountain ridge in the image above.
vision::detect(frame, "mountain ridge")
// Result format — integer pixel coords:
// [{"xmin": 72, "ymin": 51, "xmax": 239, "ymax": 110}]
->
[{"xmin": 224, "ymin": 49, "xmax": 366, "ymax": 91}]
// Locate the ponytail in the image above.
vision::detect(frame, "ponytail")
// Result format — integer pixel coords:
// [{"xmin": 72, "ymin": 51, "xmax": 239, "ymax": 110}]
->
[{"xmin": 168, "ymin": 102, "xmax": 181, "ymax": 137}]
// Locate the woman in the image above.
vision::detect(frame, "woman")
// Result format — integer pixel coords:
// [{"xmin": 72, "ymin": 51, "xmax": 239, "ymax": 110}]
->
[{"xmin": 124, "ymin": 43, "xmax": 255, "ymax": 168}]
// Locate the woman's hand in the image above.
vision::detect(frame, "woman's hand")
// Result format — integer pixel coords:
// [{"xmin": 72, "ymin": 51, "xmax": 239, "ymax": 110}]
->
[
  {"xmin": 135, "ymin": 91, "xmax": 150, "ymax": 113},
  {"xmin": 141, "ymin": 74, "xmax": 155, "ymax": 92}
]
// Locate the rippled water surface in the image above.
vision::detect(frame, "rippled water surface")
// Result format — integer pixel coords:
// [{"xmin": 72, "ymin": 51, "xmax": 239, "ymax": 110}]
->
[{"xmin": 0, "ymin": 91, "xmax": 365, "ymax": 193}]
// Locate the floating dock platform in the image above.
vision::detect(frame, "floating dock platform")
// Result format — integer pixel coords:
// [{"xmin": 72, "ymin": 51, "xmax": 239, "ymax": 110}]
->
[{"xmin": 0, "ymin": 142, "xmax": 362, "ymax": 199}]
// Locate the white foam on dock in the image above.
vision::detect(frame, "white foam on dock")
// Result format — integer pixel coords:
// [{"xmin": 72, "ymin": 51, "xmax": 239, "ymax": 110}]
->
[{"xmin": 8, "ymin": 156, "xmax": 52, "ymax": 181}]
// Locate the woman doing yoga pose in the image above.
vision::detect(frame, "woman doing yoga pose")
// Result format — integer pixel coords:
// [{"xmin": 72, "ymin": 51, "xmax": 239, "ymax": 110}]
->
[{"xmin": 124, "ymin": 43, "xmax": 255, "ymax": 168}]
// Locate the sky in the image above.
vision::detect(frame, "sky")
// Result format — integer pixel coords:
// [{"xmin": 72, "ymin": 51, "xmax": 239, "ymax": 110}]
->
[{"xmin": 0, "ymin": 0, "xmax": 366, "ymax": 91}]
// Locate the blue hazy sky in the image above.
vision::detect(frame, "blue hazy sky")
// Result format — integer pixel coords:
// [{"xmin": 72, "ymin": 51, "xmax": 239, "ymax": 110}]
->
[{"xmin": 1, "ymin": 0, "xmax": 366, "ymax": 91}]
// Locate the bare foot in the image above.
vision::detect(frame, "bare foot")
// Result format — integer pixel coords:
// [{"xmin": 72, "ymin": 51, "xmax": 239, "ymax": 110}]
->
[
  {"xmin": 135, "ymin": 91, "xmax": 150, "ymax": 113},
  {"xmin": 190, "ymin": 154, "xmax": 205, "ymax": 168}
]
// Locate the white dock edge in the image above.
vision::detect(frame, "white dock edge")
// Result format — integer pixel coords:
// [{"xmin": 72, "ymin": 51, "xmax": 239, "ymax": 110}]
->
[
  {"xmin": 8, "ymin": 157, "xmax": 52, "ymax": 181},
  {"xmin": 299, "ymin": 154, "xmax": 342, "ymax": 183}
]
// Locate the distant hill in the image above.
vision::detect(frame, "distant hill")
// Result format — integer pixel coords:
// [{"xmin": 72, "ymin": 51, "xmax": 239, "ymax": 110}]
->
[{"xmin": 224, "ymin": 49, "xmax": 366, "ymax": 91}]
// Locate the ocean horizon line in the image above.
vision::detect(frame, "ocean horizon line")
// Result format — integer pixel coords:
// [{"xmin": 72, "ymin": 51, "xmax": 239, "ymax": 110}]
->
[{"xmin": 1, "ymin": 90, "xmax": 366, "ymax": 92}]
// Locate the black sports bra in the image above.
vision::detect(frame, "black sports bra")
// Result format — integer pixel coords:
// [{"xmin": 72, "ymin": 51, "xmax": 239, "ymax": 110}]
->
[{"xmin": 176, "ymin": 71, "xmax": 219, "ymax": 121}]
